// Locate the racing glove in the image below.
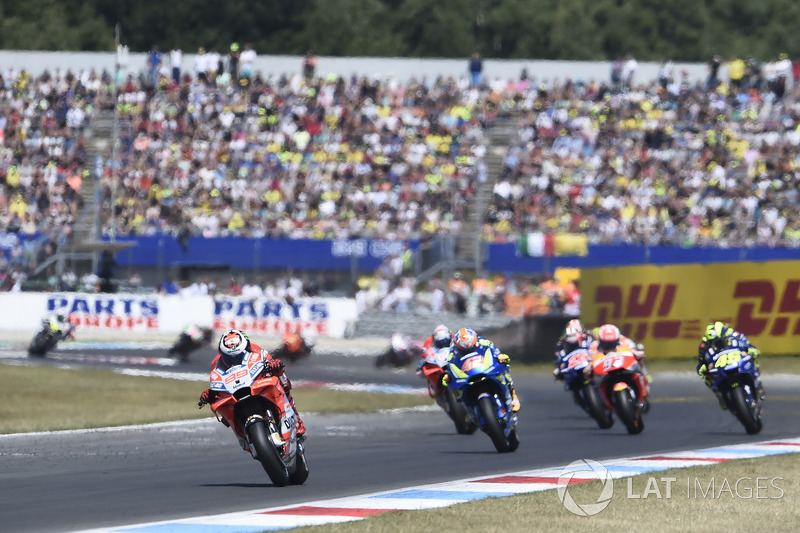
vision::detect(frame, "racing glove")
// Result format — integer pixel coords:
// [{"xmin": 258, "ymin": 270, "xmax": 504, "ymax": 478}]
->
[
  {"xmin": 498, "ymin": 353, "xmax": 510, "ymax": 365},
  {"xmin": 697, "ymin": 364, "xmax": 708, "ymax": 377},
  {"xmin": 267, "ymin": 358, "xmax": 286, "ymax": 376},
  {"xmin": 198, "ymin": 388, "xmax": 215, "ymax": 408},
  {"xmin": 747, "ymin": 347, "xmax": 761, "ymax": 367},
  {"xmin": 441, "ymin": 374, "xmax": 451, "ymax": 387}
]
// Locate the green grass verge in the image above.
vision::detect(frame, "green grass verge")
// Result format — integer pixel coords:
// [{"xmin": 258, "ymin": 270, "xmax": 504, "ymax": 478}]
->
[
  {"xmin": 1, "ymin": 363, "xmax": 430, "ymax": 434},
  {"xmin": 292, "ymin": 453, "xmax": 798, "ymax": 532}
]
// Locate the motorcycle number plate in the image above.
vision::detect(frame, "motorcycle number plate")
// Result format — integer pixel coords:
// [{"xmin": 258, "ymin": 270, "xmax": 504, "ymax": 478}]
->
[
  {"xmin": 602, "ymin": 355, "xmax": 625, "ymax": 372},
  {"xmin": 461, "ymin": 355, "xmax": 483, "ymax": 372}
]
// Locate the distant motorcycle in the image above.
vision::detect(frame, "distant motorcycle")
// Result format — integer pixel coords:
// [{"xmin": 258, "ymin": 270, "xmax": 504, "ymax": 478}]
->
[
  {"xmin": 591, "ymin": 348, "xmax": 648, "ymax": 434},
  {"xmin": 443, "ymin": 344, "xmax": 520, "ymax": 453},
  {"xmin": 706, "ymin": 348, "xmax": 763, "ymax": 434},
  {"xmin": 418, "ymin": 345, "xmax": 477, "ymax": 435},
  {"xmin": 376, "ymin": 333, "xmax": 423, "ymax": 368},
  {"xmin": 203, "ymin": 351, "xmax": 309, "ymax": 487},
  {"xmin": 272, "ymin": 332, "xmax": 314, "ymax": 364},
  {"xmin": 168, "ymin": 325, "xmax": 213, "ymax": 363},
  {"xmin": 557, "ymin": 349, "xmax": 614, "ymax": 429},
  {"xmin": 28, "ymin": 316, "xmax": 75, "ymax": 357}
]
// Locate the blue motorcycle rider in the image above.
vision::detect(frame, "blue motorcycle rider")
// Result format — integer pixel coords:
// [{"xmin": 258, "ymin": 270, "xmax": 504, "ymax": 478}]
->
[
  {"xmin": 441, "ymin": 327, "xmax": 521, "ymax": 412},
  {"xmin": 697, "ymin": 321, "xmax": 765, "ymax": 408},
  {"xmin": 553, "ymin": 318, "xmax": 592, "ymax": 380}
]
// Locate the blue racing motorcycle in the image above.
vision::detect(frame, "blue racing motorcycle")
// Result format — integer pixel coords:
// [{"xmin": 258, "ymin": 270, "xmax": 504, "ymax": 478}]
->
[
  {"xmin": 707, "ymin": 348, "xmax": 763, "ymax": 434},
  {"xmin": 557, "ymin": 349, "xmax": 614, "ymax": 429},
  {"xmin": 444, "ymin": 345, "xmax": 519, "ymax": 453}
]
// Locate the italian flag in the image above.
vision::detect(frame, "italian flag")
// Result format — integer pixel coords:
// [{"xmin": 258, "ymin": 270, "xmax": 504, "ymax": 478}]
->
[{"xmin": 517, "ymin": 232, "xmax": 555, "ymax": 257}]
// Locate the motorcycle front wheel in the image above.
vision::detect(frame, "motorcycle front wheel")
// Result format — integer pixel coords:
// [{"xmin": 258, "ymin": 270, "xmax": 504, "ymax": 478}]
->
[
  {"xmin": 583, "ymin": 384, "xmax": 614, "ymax": 429},
  {"xmin": 478, "ymin": 396, "xmax": 511, "ymax": 453},
  {"xmin": 730, "ymin": 385, "xmax": 762, "ymax": 435},
  {"xmin": 613, "ymin": 388, "xmax": 644, "ymax": 435},
  {"xmin": 247, "ymin": 419, "xmax": 290, "ymax": 486}
]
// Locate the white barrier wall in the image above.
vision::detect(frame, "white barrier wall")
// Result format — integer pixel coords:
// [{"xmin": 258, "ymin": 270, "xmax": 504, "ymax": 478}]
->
[{"xmin": 0, "ymin": 293, "xmax": 358, "ymax": 338}]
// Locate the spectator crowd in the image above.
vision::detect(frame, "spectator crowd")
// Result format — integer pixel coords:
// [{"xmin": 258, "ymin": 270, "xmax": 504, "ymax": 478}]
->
[{"xmin": 1, "ymin": 47, "xmax": 800, "ymax": 316}]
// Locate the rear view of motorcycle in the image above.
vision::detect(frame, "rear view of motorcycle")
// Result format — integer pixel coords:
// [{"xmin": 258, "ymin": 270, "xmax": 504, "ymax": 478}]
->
[
  {"xmin": 375, "ymin": 332, "xmax": 423, "ymax": 368},
  {"xmin": 272, "ymin": 331, "xmax": 313, "ymax": 364},
  {"xmin": 28, "ymin": 314, "xmax": 75, "ymax": 357},
  {"xmin": 168, "ymin": 325, "xmax": 213, "ymax": 363},
  {"xmin": 706, "ymin": 348, "xmax": 763, "ymax": 434},
  {"xmin": 202, "ymin": 351, "xmax": 309, "ymax": 486}
]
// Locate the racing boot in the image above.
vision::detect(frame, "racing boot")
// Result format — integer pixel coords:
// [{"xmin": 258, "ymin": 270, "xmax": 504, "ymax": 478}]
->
[{"xmin": 511, "ymin": 388, "xmax": 521, "ymax": 412}]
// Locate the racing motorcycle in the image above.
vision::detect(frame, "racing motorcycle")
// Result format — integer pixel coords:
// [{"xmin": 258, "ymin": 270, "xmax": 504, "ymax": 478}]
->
[
  {"xmin": 591, "ymin": 348, "xmax": 648, "ymax": 434},
  {"xmin": 204, "ymin": 351, "xmax": 309, "ymax": 486},
  {"xmin": 272, "ymin": 331, "xmax": 313, "ymax": 364},
  {"xmin": 557, "ymin": 349, "xmax": 614, "ymax": 429},
  {"xmin": 28, "ymin": 316, "xmax": 75, "ymax": 357},
  {"xmin": 443, "ymin": 345, "xmax": 519, "ymax": 453},
  {"xmin": 706, "ymin": 348, "xmax": 763, "ymax": 434},
  {"xmin": 417, "ymin": 345, "xmax": 477, "ymax": 435},
  {"xmin": 167, "ymin": 325, "xmax": 213, "ymax": 363},
  {"xmin": 375, "ymin": 333, "xmax": 424, "ymax": 368}
]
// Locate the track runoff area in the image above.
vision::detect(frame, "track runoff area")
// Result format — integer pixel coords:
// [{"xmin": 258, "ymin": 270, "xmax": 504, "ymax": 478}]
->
[{"xmin": 78, "ymin": 436, "xmax": 800, "ymax": 532}]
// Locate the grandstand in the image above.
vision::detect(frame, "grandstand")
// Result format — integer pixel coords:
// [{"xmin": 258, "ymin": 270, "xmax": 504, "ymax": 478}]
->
[{"xmin": 2, "ymin": 52, "xmax": 799, "ymax": 310}]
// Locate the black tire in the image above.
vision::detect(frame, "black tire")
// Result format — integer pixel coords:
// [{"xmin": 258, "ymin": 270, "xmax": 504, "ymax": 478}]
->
[
  {"xmin": 288, "ymin": 444, "xmax": 309, "ymax": 485},
  {"xmin": 730, "ymin": 385, "xmax": 762, "ymax": 435},
  {"xmin": 28, "ymin": 332, "xmax": 51, "ymax": 357},
  {"xmin": 478, "ymin": 396, "xmax": 510, "ymax": 453},
  {"xmin": 613, "ymin": 388, "xmax": 644, "ymax": 435},
  {"xmin": 247, "ymin": 419, "xmax": 290, "ymax": 486},
  {"xmin": 507, "ymin": 428, "xmax": 520, "ymax": 452},
  {"xmin": 375, "ymin": 352, "xmax": 389, "ymax": 368},
  {"xmin": 447, "ymin": 391, "xmax": 477, "ymax": 435},
  {"xmin": 584, "ymin": 384, "xmax": 614, "ymax": 429}
]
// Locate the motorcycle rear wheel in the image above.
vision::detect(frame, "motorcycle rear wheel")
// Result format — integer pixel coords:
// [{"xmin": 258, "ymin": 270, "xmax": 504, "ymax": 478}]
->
[
  {"xmin": 447, "ymin": 391, "xmax": 477, "ymax": 435},
  {"xmin": 730, "ymin": 386, "xmax": 762, "ymax": 435},
  {"xmin": 478, "ymin": 396, "xmax": 511, "ymax": 453},
  {"xmin": 247, "ymin": 419, "xmax": 290, "ymax": 486}
]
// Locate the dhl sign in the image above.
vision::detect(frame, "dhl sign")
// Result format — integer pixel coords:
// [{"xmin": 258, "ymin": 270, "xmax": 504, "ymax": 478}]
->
[{"xmin": 582, "ymin": 261, "xmax": 800, "ymax": 358}]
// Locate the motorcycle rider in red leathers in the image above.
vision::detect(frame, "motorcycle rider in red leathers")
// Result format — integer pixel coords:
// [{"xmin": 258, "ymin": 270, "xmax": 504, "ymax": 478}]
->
[
  {"xmin": 198, "ymin": 329, "xmax": 306, "ymax": 450},
  {"xmin": 588, "ymin": 323, "xmax": 651, "ymax": 409}
]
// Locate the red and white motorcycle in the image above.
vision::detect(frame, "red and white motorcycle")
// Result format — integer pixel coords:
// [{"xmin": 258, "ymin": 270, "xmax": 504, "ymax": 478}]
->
[
  {"xmin": 204, "ymin": 352, "xmax": 309, "ymax": 486},
  {"xmin": 418, "ymin": 345, "xmax": 477, "ymax": 435}
]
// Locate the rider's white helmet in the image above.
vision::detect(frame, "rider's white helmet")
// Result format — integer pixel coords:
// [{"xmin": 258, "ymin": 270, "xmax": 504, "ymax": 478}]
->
[{"xmin": 218, "ymin": 329, "xmax": 251, "ymax": 367}]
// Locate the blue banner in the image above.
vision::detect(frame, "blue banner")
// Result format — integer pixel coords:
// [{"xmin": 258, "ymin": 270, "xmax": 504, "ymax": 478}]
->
[{"xmin": 108, "ymin": 236, "xmax": 800, "ymax": 272}]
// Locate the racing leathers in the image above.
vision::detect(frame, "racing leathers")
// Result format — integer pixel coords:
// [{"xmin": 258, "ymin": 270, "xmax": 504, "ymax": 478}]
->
[{"xmin": 198, "ymin": 341, "xmax": 306, "ymax": 447}]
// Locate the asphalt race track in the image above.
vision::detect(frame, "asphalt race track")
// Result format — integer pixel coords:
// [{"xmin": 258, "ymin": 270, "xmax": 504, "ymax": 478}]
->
[{"xmin": 3, "ymin": 345, "xmax": 800, "ymax": 533}]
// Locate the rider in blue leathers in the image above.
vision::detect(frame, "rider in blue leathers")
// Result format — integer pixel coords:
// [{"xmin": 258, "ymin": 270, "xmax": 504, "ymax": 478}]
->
[{"xmin": 442, "ymin": 327, "xmax": 521, "ymax": 412}]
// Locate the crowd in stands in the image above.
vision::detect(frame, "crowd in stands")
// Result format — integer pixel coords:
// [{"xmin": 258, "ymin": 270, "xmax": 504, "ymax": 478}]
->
[
  {"xmin": 484, "ymin": 54, "xmax": 800, "ymax": 247},
  {"xmin": 2, "ymin": 47, "xmax": 800, "ymax": 303}
]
